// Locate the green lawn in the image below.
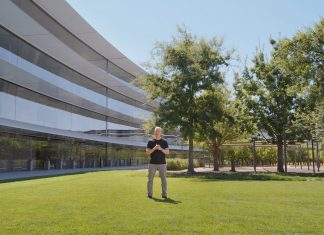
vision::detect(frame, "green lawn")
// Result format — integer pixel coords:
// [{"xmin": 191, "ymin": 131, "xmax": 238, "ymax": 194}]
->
[{"xmin": 1, "ymin": 170, "xmax": 324, "ymax": 235}]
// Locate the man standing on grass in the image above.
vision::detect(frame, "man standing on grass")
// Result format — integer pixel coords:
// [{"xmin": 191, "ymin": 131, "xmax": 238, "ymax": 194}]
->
[{"xmin": 146, "ymin": 127, "xmax": 169, "ymax": 199}]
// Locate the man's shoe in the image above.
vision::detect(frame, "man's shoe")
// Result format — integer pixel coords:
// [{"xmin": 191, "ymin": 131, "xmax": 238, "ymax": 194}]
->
[
  {"xmin": 148, "ymin": 195, "xmax": 153, "ymax": 199},
  {"xmin": 162, "ymin": 195, "xmax": 167, "ymax": 199}
]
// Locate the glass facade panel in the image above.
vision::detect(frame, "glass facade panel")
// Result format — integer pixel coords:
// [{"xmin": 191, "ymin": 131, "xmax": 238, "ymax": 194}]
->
[
  {"xmin": 0, "ymin": 92, "xmax": 15, "ymax": 119},
  {"xmin": 109, "ymin": 72, "xmax": 146, "ymax": 95},
  {"xmin": 0, "ymin": 91, "xmax": 137, "ymax": 133},
  {"xmin": 15, "ymin": 96, "xmax": 72, "ymax": 130},
  {"xmin": 0, "ymin": 133, "xmax": 160, "ymax": 172},
  {"xmin": 0, "ymin": 47, "xmax": 152, "ymax": 120}
]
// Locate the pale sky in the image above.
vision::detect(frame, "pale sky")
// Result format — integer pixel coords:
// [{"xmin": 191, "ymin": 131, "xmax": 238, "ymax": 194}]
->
[{"xmin": 66, "ymin": 0, "xmax": 323, "ymax": 87}]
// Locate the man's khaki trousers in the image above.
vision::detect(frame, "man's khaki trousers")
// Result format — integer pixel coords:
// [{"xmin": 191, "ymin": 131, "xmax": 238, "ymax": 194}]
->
[{"xmin": 147, "ymin": 163, "xmax": 167, "ymax": 197}]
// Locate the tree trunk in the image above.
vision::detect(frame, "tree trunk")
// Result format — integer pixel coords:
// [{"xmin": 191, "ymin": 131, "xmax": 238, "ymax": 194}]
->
[
  {"xmin": 212, "ymin": 142, "xmax": 220, "ymax": 171},
  {"xmin": 316, "ymin": 142, "xmax": 320, "ymax": 172},
  {"xmin": 252, "ymin": 140, "xmax": 257, "ymax": 172},
  {"xmin": 300, "ymin": 144, "xmax": 303, "ymax": 169},
  {"xmin": 187, "ymin": 133, "xmax": 195, "ymax": 173},
  {"xmin": 307, "ymin": 141, "xmax": 310, "ymax": 170},
  {"xmin": 277, "ymin": 137, "xmax": 284, "ymax": 173},
  {"xmin": 283, "ymin": 129, "xmax": 287, "ymax": 174},
  {"xmin": 230, "ymin": 157, "xmax": 236, "ymax": 172},
  {"xmin": 311, "ymin": 140, "xmax": 315, "ymax": 173}
]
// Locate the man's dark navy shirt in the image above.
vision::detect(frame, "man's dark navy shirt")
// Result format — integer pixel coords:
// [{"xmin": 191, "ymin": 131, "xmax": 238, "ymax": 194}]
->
[{"xmin": 147, "ymin": 138, "xmax": 169, "ymax": 164}]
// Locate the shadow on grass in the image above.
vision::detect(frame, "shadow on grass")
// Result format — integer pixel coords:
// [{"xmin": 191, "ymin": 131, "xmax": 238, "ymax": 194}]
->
[
  {"xmin": 168, "ymin": 171, "xmax": 324, "ymax": 181},
  {"xmin": 0, "ymin": 168, "xmax": 147, "ymax": 184},
  {"xmin": 0, "ymin": 171, "xmax": 94, "ymax": 184},
  {"xmin": 152, "ymin": 197, "xmax": 182, "ymax": 204}
]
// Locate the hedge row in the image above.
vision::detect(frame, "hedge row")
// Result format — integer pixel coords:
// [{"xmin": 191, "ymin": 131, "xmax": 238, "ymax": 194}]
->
[{"xmin": 166, "ymin": 158, "xmax": 204, "ymax": 171}]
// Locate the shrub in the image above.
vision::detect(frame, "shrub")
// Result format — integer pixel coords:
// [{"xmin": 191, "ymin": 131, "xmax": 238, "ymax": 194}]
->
[{"xmin": 167, "ymin": 158, "xmax": 205, "ymax": 171}]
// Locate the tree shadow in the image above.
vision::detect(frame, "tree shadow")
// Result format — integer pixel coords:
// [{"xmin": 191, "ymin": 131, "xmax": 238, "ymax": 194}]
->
[
  {"xmin": 0, "ymin": 168, "xmax": 146, "ymax": 184},
  {"xmin": 152, "ymin": 197, "xmax": 182, "ymax": 204},
  {"xmin": 168, "ymin": 171, "xmax": 324, "ymax": 182},
  {"xmin": 0, "ymin": 171, "xmax": 92, "ymax": 184}
]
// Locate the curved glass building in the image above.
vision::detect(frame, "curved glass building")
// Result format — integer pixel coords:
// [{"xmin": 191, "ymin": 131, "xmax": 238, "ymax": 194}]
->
[{"xmin": 0, "ymin": 0, "xmax": 190, "ymax": 172}]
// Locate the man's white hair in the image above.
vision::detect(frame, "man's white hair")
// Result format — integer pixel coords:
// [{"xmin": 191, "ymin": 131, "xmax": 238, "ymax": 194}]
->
[{"xmin": 154, "ymin": 126, "xmax": 162, "ymax": 134}]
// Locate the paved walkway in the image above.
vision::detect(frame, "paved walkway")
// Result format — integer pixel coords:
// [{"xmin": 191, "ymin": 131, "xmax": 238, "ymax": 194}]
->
[{"xmin": 0, "ymin": 165, "xmax": 148, "ymax": 181}]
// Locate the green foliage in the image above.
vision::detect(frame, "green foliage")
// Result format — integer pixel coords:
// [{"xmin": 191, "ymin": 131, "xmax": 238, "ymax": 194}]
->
[
  {"xmin": 194, "ymin": 83, "xmax": 255, "ymax": 171},
  {"xmin": 197, "ymin": 86, "xmax": 252, "ymax": 145},
  {"xmin": 135, "ymin": 26, "xmax": 232, "ymax": 172},
  {"xmin": 273, "ymin": 18, "xmax": 323, "ymax": 99},
  {"xmin": 166, "ymin": 158, "xmax": 204, "ymax": 170},
  {"xmin": 234, "ymin": 53, "xmax": 296, "ymax": 172},
  {"xmin": 221, "ymin": 146, "xmax": 253, "ymax": 164},
  {"xmin": 233, "ymin": 19, "xmax": 324, "ymax": 171},
  {"xmin": 272, "ymin": 18, "xmax": 324, "ymax": 141},
  {"xmin": 234, "ymin": 52, "xmax": 296, "ymax": 142},
  {"xmin": 138, "ymin": 26, "xmax": 231, "ymax": 136},
  {"xmin": 256, "ymin": 148, "xmax": 277, "ymax": 164},
  {"xmin": 292, "ymin": 100, "xmax": 324, "ymax": 141}
]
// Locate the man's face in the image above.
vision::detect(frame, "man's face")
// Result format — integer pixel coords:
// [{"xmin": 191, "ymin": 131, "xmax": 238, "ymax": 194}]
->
[{"xmin": 155, "ymin": 130, "xmax": 161, "ymax": 139}]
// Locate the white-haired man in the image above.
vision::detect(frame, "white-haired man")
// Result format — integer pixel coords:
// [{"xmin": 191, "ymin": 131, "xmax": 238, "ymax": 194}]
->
[{"xmin": 146, "ymin": 127, "xmax": 170, "ymax": 199}]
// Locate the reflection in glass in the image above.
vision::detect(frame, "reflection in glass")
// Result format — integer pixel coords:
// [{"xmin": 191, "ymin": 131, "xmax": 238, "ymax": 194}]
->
[
  {"xmin": 0, "ymin": 133, "xmax": 155, "ymax": 172},
  {"xmin": 0, "ymin": 47, "xmax": 152, "ymax": 120},
  {"xmin": 0, "ymin": 92, "xmax": 15, "ymax": 119},
  {"xmin": 0, "ymin": 91, "xmax": 138, "ymax": 133}
]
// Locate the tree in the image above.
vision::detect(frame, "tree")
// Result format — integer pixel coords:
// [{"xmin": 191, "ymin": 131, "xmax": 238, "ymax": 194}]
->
[
  {"xmin": 272, "ymin": 18, "xmax": 324, "ymax": 142},
  {"xmin": 234, "ymin": 49, "xmax": 297, "ymax": 173},
  {"xmin": 272, "ymin": 19, "xmax": 324, "ymax": 172},
  {"xmin": 136, "ymin": 26, "xmax": 232, "ymax": 172},
  {"xmin": 272, "ymin": 18, "xmax": 324, "ymax": 140},
  {"xmin": 196, "ymin": 86, "xmax": 252, "ymax": 171}
]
